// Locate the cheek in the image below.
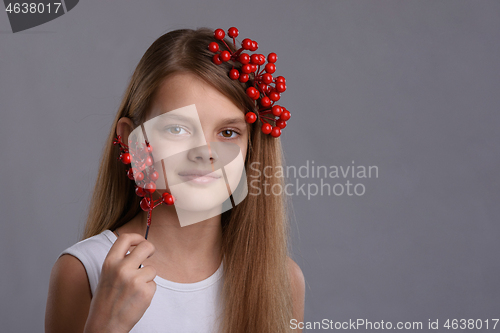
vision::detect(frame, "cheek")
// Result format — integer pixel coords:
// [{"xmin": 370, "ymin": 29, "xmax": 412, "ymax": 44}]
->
[{"xmin": 239, "ymin": 141, "xmax": 248, "ymax": 164}]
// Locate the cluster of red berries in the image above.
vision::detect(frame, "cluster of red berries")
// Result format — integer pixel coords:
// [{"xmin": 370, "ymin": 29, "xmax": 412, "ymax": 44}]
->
[
  {"xmin": 113, "ymin": 135, "xmax": 175, "ymax": 240},
  {"xmin": 113, "ymin": 135, "xmax": 175, "ymax": 211},
  {"xmin": 208, "ymin": 27, "xmax": 291, "ymax": 138}
]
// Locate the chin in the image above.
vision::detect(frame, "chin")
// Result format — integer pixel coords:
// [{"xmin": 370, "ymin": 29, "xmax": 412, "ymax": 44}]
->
[{"xmin": 171, "ymin": 189, "xmax": 228, "ymax": 212}]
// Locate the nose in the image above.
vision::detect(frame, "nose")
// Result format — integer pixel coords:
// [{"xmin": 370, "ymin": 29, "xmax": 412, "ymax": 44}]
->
[{"xmin": 187, "ymin": 143, "xmax": 219, "ymax": 164}]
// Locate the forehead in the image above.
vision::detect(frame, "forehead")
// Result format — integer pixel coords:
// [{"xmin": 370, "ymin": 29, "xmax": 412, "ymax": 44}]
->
[{"xmin": 148, "ymin": 72, "xmax": 244, "ymax": 121}]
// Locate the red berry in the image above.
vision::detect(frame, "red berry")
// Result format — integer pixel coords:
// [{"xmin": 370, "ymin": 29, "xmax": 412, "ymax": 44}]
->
[
  {"xmin": 245, "ymin": 112, "xmax": 257, "ymax": 123},
  {"xmin": 250, "ymin": 54, "xmax": 260, "ymax": 65},
  {"xmin": 258, "ymin": 83, "xmax": 268, "ymax": 92},
  {"xmin": 260, "ymin": 96, "xmax": 271, "ymax": 107},
  {"xmin": 135, "ymin": 186, "xmax": 146, "ymax": 197},
  {"xmin": 228, "ymin": 27, "xmax": 239, "ymax": 38},
  {"xmin": 269, "ymin": 91, "xmax": 280, "ymax": 102},
  {"xmin": 214, "ymin": 28, "xmax": 225, "ymax": 40},
  {"xmin": 145, "ymin": 182, "xmax": 156, "ymax": 193},
  {"xmin": 239, "ymin": 53, "xmax": 250, "ymax": 64},
  {"xmin": 272, "ymin": 105, "xmax": 283, "ymax": 117},
  {"xmin": 239, "ymin": 73, "xmax": 249, "ymax": 83},
  {"xmin": 229, "ymin": 69, "xmax": 240, "ymax": 80},
  {"xmin": 258, "ymin": 54, "xmax": 266, "ymax": 65},
  {"xmin": 127, "ymin": 168, "xmax": 134, "ymax": 180},
  {"xmin": 253, "ymin": 88, "xmax": 261, "ymax": 99},
  {"xmin": 275, "ymin": 76, "xmax": 286, "ymax": 83},
  {"xmin": 246, "ymin": 87, "xmax": 259, "ymax": 99},
  {"xmin": 140, "ymin": 197, "xmax": 151, "ymax": 211},
  {"xmin": 276, "ymin": 119, "xmax": 287, "ymax": 129},
  {"xmin": 265, "ymin": 63, "xmax": 276, "ymax": 74},
  {"xmin": 261, "ymin": 123, "xmax": 272, "ymax": 134},
  {"xmin": 213, "ymin": 54, "xmax": 223, "ymax": 65},
  {"xmin": 146, "ymin": 144, "xmax": 153, "ymax": 153},
  {"xmin": 242, "ymin": 64, "xmax": 252, "ymax": 74},
  {"xmin": 220, "ymin": 50, "xmax": 231, "ymax": 62},
  {"xmin": 270, "ymin": 126, "xmax": 281, "ymax": 137},
  {"xmin": 280, "ymin": 109, "xmax": 291, "ymax": 120},
  {"xmin": 138, "ymin": 163, "xmax": 146, "ymax": 171},
  {"xmin": 250, "ymin": 40, "xmax": 258, "ymax": 51},
  {"xmin": 208, "ymin": 42, "xmax": 219, "ymax": 53},
  {"xmin": 276, "ymin": 82, "xmax": 287, "ymax": 93},
  {"xmin": 268, "ymin": 52, "xmax": 277, "ymax": 63},
  {"xmin": 134, "ymin": 171, "xmax": 144, "ymax": 182},
  {"xmin": 242, "ymin": 38, "xmax": 252, "ymax": 50},
  {"xmin": 250, "ymin": 64, "xmax": 257, "ymax": 72},
  {"xmin": 162, "ymin": 192, "xmax": 175, "ymax": 205},
  {"xmin": 121, "ymin": 153, "xmax": 131, "ymax": 164},
  {"xmin": 150, "ymin": 171, "xmax": 159, "ymax": 181},
  {"xmin": 145, "ymin": 155, "xmax": 153, "ymax": 167},
  {"xmin": 262, "ymin": 73, "xmax": 273, "ymax": 84}
]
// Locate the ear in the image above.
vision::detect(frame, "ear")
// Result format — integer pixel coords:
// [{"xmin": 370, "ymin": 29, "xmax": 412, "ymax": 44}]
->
[{"xmin": 116, "ymin": 117, "xmax": 134, "ymax": 144}]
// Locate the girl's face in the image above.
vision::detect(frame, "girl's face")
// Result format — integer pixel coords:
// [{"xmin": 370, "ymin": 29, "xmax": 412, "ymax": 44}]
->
[{"xmin": 129, "ymin": 72, "xmax": 249, "ymax": 226}]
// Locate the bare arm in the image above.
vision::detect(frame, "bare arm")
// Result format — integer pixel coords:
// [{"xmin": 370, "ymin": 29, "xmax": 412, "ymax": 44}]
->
[
  {"xmin": 288, "ymin": 257, "xmax": 305, "ymax": 333},
  {"xmin": 45, "ymin": 254, "xmax": 92, "ymax": 333}
]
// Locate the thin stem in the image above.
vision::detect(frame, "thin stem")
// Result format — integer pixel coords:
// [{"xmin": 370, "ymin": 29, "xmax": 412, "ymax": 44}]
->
[
  {"xmin": 234, "ymin": 47, "xmax": 244, "ymax": 58},
  {"xmin": 221, "ymin": 39, "xmax": 231, "ymax": 52},
  {"xmin": 260, "ymin": 115, "xmax": 276, "ymax": 121},
  {"xmin": 152, "ymin": 200, "xmax": 163, "ymax": 210}
]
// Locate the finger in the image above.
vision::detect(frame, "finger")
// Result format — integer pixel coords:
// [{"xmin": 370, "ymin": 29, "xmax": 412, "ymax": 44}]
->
[
  {"xmin": 106, "ymin": 233, "xmax": 147, "ymax": 263},
  {"xmin": 136, "ymin": 265, "xmax": 157, "ymax": 283},
  {"xmin": 122, "ymin": 240, "xmax": 155, "ymax": 268},
  {"xmin": 146, "ymin": 280, "xmax": 157, "ymax": 296}
]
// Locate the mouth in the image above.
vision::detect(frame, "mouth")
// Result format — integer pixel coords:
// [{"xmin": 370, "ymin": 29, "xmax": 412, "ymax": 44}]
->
[{"xmin": 177, "ymin": 169, "xmax": 221, "ymax": 184}]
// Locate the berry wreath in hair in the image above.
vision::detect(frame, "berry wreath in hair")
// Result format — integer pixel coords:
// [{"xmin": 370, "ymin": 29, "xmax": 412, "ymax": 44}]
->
[{"xmin": 208, "ymin": 27, "xmax": 291, "ymax": 138}]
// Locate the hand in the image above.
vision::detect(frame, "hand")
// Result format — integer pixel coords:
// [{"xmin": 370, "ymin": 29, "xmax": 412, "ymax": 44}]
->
[{"xmin": 84, "ymin": 233, "xmax": 157, "ymax": 333}]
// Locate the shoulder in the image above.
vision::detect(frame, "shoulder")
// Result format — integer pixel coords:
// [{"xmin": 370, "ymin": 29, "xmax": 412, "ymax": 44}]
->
[
  {"xmin": 287, "ymin": 257, "xmax": 305, "ymax": 290},
  {"xmin": 49, "ymin": 254, "xmax": 91, "ymax": 297},
  {"xmin": 60, "ymin": 231, "xmax": 115, "ymax": 271},
  {"xmin": 54, "ymin": 230, "xmax": 114, "ymax": 297},
  {"xmin": 68, "ymin": 230, "xmax": 115, "ymax": 253},
  {"xmin": 287, "ymin": 257, "xmax": 305, "ymax": 322},
  {"xmin": 45, "ymin": 254, "xmax": 92, "ymax": 332},
  {"xmin": 46, "ymin": 229, "xmax": 117, "ymax": 331},
  {"xmin": 57, "ymin": 231, "xmax": 114, "ymax": 265}
]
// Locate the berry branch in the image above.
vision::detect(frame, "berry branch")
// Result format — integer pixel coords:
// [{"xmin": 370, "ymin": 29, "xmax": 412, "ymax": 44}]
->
[
  {"xmin": 208, "ymin": 27, "xmax": 292, "ymax": 138},
  {"xmin": 113, "ymin": 135, "xmax": 175, "ymax": 240}
]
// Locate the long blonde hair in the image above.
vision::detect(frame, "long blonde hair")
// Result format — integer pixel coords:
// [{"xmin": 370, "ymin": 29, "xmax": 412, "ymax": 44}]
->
[{"xmin": 83, "ymin": 27, "xmax": 293, "ymax": 332}]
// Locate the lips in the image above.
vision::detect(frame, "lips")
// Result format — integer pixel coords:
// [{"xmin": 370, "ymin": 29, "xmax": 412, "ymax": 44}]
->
[
  {"xmin": 178, "ymin": 169, "xmax": 220, "ymax": 178},
  {"xmin": 177, "ymin": 169, "xmax": 221, "ymax": 183}
]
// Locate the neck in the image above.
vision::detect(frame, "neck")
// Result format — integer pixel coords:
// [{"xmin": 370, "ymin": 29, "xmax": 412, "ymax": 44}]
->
[{"xmin": 124, "ymin": 204, "xmax": 223, "ymax": 271}]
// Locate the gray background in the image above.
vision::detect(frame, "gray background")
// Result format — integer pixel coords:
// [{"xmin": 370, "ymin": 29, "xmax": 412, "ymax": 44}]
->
[{"xmin": 1, "ymin": 1, "xmax": 499, "ymax": 332}]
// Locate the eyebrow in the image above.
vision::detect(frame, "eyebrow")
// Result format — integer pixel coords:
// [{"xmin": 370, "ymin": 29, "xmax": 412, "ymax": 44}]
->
[
  {"xmin": 155, "ymin": 112, "xmax": 246, "ymax": 127},
  {"xmin": 217, "ymin": 117, "xmax": 246, "ymax": 126}
]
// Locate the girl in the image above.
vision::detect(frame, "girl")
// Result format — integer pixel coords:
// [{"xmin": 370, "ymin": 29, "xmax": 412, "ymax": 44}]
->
[{"xmin": 45, "ymin": 27, "xmax": 305, "ymax": 333}]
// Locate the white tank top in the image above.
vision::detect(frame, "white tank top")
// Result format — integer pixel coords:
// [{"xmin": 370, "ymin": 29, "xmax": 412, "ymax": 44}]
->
[{"xmin": 59, "ymin": 229, "xmax": 224, "ymax": 333}]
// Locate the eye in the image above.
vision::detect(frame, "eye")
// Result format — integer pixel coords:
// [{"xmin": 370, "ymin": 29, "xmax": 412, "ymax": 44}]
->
[
  {"xmin": 164, "ymin": 125, "xmax": 189, "ymax": 136},
  {"xmin": 219, "ymin": 129, "xmax": 240, "ymax": 139}
]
